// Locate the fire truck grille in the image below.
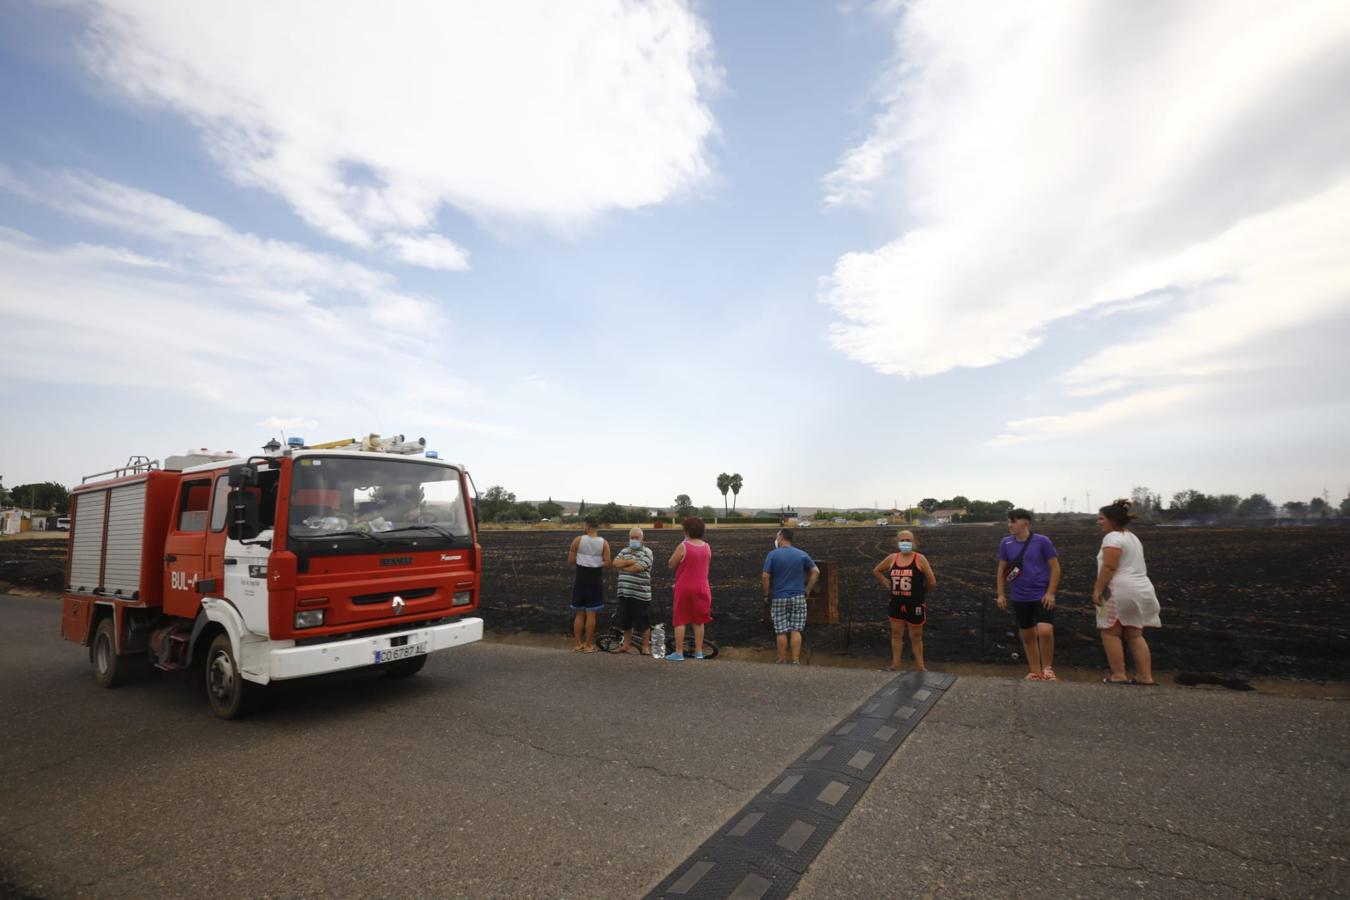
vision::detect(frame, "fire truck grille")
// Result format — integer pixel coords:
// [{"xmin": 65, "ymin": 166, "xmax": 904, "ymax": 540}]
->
[{"xmin": 350, "ymin": 587, "xmax": 437, "ymax": 606}]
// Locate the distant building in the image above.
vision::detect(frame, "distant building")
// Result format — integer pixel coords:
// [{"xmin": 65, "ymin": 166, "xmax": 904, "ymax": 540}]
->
[
  {"xmin": 0, "ymin": 509, "xmax": 51, "ymax": 535},
  {"xmin": 927, "ymin": 508, "xmax": 967, "ymax": 525}
]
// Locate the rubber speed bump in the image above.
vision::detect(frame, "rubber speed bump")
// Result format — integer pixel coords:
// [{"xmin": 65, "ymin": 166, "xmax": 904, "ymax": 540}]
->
[{"xmin": 645, "ymin": 671, "xmax": 955, "ymax": 899}]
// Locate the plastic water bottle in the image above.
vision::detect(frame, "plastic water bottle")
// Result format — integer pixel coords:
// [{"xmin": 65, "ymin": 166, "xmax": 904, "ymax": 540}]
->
[{"xmin": 651, "ymin": 623, "xmax": 666, "ymax": 659}]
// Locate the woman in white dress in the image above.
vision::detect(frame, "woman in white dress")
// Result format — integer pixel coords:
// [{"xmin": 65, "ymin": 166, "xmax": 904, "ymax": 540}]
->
[{"xmin": 1091, "ymin": 499, "xmax": 1162, "ymax": 685}]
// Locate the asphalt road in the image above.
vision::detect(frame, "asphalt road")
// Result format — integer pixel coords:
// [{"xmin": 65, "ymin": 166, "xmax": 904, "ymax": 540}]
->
[{"xmin": 2, "ymin": 594, "xmax": 1346, "ymax": 899}]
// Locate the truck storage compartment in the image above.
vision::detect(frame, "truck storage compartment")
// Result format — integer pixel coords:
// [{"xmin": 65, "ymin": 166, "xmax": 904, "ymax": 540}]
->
[{"xmin": 67, "ymin": 472, "xmax": 177, "ymax": 604}]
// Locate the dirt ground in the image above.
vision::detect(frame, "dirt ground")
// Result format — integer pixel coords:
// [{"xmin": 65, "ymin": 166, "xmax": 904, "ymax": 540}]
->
[{"xmin": 7, "ymin": 523, "xmax": 1347, "ymax": 681}]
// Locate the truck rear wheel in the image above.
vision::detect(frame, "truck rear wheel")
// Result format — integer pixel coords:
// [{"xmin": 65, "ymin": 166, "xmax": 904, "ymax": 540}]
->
[
  {"xmin": 91, "ymin": 617, "xmax": 126, "ymax": 688},
  {"xmin": 205, "ymin": 633, "xmax": 266, "ymax": 719}
]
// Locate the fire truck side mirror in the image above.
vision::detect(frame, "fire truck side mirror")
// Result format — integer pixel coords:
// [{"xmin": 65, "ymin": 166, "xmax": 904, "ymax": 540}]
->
[
  {"xmin": 227, "ymin": 490, "xmax": 261, "ymax": 541},
  {"xmin": 227, "ymin": 464, "xmax": 258, "ymax": 488}
]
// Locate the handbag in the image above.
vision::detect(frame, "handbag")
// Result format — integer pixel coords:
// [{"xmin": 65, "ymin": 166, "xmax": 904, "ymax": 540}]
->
[{"xmin": 1004, "ymin": 533, "xmax": 1035, "ymax": 583}]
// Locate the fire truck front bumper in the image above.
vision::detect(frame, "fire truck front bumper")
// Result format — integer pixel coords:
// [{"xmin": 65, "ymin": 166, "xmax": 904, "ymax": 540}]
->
[{"xmin": 264, "ymin": 617, "xmax": 484, "ymax": 682}]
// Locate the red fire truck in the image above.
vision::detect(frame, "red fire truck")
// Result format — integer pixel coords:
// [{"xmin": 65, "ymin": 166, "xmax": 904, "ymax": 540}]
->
[{"xmin": 61, "ymin": 435, "xmax": 484, "ymax": 718}]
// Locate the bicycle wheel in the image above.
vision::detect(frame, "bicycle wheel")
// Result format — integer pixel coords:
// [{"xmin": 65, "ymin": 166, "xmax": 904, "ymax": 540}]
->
[
  {"xmin": 595, "ymin": 630, "xmax": 625, "ymax": 653},
  {"xmin": 669, "ymin": 633, "xmax": 719, "ymax": 659}
]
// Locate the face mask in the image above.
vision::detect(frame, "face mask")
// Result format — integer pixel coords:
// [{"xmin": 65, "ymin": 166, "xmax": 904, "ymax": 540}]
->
[
  {"xmin": 898, "ymin": 541, "xmax": 913, "ymax": 553},
  {"xmin": 629, "ymin": 540, "xmax": 641, "ymax": 550}
]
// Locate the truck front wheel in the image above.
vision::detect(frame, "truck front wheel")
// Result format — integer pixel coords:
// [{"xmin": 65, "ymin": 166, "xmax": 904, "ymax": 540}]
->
[
  {"xmin": 205, "ymin": 633, "xmax": 266, "ymax": 719},
  {"xmin": 91, "ymin": 617, "xmax": 126, "ymax": 688}
]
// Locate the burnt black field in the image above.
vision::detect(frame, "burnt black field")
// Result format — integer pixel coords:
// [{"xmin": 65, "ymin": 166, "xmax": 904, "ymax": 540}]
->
[
  {"xmin": 477, "ymin": 523, "xmax": 1350, "ymax": 681},
  {"xmin": 6, "ymin": 524, "xmax": 1347, "ymax": 680}
]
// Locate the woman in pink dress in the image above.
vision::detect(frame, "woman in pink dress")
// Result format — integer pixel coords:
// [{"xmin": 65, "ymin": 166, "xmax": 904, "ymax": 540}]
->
[{"xmin": 666, "ymin": 516, "xmax": 712, "ymax": 660}]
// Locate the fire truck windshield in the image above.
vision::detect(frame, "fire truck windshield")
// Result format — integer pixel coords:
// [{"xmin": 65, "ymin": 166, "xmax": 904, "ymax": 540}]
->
[{"xmin": 288, "ymin": 456, "xmax": 470, "ymax": 544}]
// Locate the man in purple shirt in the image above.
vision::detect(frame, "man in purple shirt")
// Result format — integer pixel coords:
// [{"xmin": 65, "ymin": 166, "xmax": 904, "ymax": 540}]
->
[{"xmin": 996, "ymin": 508, "xmax": 1061, "ymax": 681}]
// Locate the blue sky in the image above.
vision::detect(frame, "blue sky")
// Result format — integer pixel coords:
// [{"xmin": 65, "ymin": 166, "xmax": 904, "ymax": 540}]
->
[{"xmin": 1, "ymin": 1, "xmax": 1348, "ymax": 513}]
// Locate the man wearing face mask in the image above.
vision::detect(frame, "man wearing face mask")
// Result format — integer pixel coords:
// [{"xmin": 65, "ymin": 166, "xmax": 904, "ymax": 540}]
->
[
  {"xmin": 763, "ymin": 528, "xmax": 821, "ymax": 664},
  {"xmin": 612, "ymin": 527, "xmax": 655, "ymax": 654}
]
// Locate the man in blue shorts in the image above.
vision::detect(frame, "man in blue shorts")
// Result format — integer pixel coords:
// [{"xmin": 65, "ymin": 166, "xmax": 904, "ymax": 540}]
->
[
  {"xmin": 997, "ymin": 508, "xmax": 1061, "ymax": 681},
  {"xmin": 762, "ymin": 528, "xmax": 820, "ymax": 665}
]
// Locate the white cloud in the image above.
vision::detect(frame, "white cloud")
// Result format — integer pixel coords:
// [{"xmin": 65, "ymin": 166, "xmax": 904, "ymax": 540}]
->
[
  {"xmin": 1, "ymin": 165, "xmax": 443, "ymax": 336},
  {"xmin": 0, "ymin": 173, "xmax": 509, "ymax": 439},
  {"xmin": 66, "ymin": 0, "xmax": 720, "ymax": 264},
  {"xmin": 381, "ymin": 233, "xmax": 470, "ymax": 272},
  {"xmin": 819, "ymin": 0, "xmax": 1350, "ymax": 398},
  {"xmin": 986, "ymin": 385, "xmax": 1207, "ymax": 447}
]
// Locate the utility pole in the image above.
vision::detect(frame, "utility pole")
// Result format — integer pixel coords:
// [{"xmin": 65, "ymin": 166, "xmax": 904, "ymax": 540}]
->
[{"xmin": 1085, "ymin": 491, "xmax": 1091, "ymax": 514}]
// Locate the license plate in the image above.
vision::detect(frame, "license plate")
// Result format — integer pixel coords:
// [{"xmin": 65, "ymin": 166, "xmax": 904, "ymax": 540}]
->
[{"xmin": 375, "ymin": 641, "xmax": 427, "ymax": 663}]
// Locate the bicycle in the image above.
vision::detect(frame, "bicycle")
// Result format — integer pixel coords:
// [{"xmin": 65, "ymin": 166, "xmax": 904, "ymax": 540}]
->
[{"xmin": 595, "ymin": 603, "xmax": 719, "ymax": 658}]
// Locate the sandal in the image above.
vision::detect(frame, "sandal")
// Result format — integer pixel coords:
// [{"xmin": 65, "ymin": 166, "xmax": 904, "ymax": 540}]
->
[
  {"xmin": 582, "ymin": 646, "xmax": 598, "ymax": 654},
  {"xmin": 572, "ymin": 646, "xmax": 584, "ymax": 653},
  {"xmin": 1102, "ymin": 677, "xmax": 1130, "ymax": 685},
  {"xmin": 880, "ymin": 666, "xmax": 897, "ymax": 672},
  {"xmin": 1129, "ymin": 679, "xmax": 1159, "ymax": 686},
  {"xmin": 1041, "ymin": 667, "xmax": 1058, "ymax": 682},
  {"xmin": 1024, "ymin": 672, "xmax": 1044, "ymax": 681}
]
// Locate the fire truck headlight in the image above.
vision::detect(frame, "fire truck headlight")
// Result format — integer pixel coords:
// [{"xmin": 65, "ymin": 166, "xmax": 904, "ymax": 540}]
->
[
  {"xmin": 452, "ymin": 591, "xmax": 472, "ymax": 607},
  {"xmin": 294, "ymin": 610, "xmax": 326, "ymax": 629}
]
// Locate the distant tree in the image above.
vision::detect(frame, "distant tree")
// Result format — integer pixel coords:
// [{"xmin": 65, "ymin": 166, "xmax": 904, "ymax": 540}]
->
[
  {"xmin": 1130, "ymin": 486, "xmax": 1156, "ymax": 518},
  {"xmin": 1308, "ymin": 497, "xmax": 1330, "ymax": 518},
  {"xmin": 578, "ymin": 499, "xmax": 587, "ymax": 514},
  {"xmin": 1282, "ymin": 500, "xmax": 1308, "ymax": 518},
  {"xmin": 538, "ymin": 498, "xmax": 563, "ymax": 519},
  {"xmin": 944, "ymin": 496, "xmax": 971, "ymax": 509},
  {"xmin": 1237, "ymin": 493, "xmax": 1275, "ymax": 518},
  {"xmin": 1215, "ymin": 494, "xmax": 1241, "ymax": 517},
  {"xmin": 510, "ymin": 501, "xmax": 539, "ymax": 521},
  {"xmin": 597, "ymin": 502, "xmax": 625, "ymax": 524},
  {"xmin": 673, "ymin": 494, "xmax": 696, "ymax": 517},
  {"xmin": 729, "ymin": 474, "xmax": 744, "ymax": 513},
  {"xmin": 716, "ymin": 473, "xmax": 732, "ymax": 516},
  {"xmin": 696, "ymin": 505, "xmax": 717, "ymax": 520},
  {"xmin": 479, "ymin": 485, "xmax": 516, "ymax": 522},
  {"xmin": 6, "ymin": 482, "xmax": 70, "ymax": 514},
  {"xmin": 918, "ymin": 498, "xmax": 939, "ymax": 513},
  {"xmin": 1341, "ymin": 492, "xmax": 1350, "ymax": 517},
  {"xmin": 1170, "ymin": 489, "xmax": 1218, "ymax": 519}
]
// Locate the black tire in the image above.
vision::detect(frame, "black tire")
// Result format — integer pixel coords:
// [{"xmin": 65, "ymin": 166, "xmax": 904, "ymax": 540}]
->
[
  {"xmin": 595, "ymin": 631, "xmax": 625, "ymax": 653},
  {"xmin": 205, "ymin": 633, "xmax": 267, "ymax": 719},
  {"xmin": 382, "ymin": 653, "xmax": 428, "ymax": 678},
  {"xmin": 91, "ymin": 617, "xmax": 127, "ymax": 688}
]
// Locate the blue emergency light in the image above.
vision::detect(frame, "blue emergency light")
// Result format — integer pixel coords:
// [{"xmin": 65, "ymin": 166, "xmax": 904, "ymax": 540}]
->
[
  {"xmin": 425, "ymin": 450, "xmax": 439, "ymax": 459},
  {"xmin": 287, "ymin": 437, "xmax": 305, "ymax": 447}
]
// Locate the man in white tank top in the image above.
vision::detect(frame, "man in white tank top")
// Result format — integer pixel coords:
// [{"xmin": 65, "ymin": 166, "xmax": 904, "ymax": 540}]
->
[{"xmin": 567, "ymin": 516, "xmax": 611, "ymax": 652}]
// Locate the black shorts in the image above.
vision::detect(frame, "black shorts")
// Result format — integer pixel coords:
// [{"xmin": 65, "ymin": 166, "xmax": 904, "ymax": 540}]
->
[
  {"xmin": 888, "ymin": 596, "xmax": 926, "ymax": 626},
  {"xmin": 1011, "ymin": 600, "xmax": 1054, "ymax": 630},
  {"xmin": 618, "ymin": 595, "xmax": 651, "ymax": 631},
  {"xmin": 571, "ymin": 566, "xmax": 604, "ymax": 611}
]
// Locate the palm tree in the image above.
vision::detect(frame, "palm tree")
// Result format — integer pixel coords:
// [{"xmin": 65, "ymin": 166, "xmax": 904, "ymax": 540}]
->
[
  {"xmin": 716, "ymin": 473, "xmax": 732, "ymax": 516},
  {"xmin": 729, "ymin": 473, "xmax": 743, "ymax": 513}
]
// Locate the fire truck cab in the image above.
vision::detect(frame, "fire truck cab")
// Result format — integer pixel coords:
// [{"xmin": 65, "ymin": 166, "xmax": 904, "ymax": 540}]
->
[{"xmin": 61, "ymin": 436, "xmax": 484, "ymax": 718}]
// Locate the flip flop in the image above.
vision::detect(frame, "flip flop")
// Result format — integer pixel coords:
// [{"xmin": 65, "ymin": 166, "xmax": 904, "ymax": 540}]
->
[
  {"xmin": 1101, "ymin": 677, "xmax": 1130, "ymax": 685},
  {"xmin": 582, "ymin": 646, "xmax": 598, "ymax": 654},
  {"xmin": 572, "ymin": 646, "xmax": 584, "ymax": 653},
  {"xmin": 1129, "ymin": 679, "xmax": 1159, "ymax": 686},
  {"xmin": 615, "ymin": 647, "xmax": 631, "ymax": 654}
]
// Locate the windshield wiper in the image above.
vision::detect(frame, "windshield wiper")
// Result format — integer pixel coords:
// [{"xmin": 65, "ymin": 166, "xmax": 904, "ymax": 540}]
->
[
  {"xmin": 297, "ymin": 529, "xmax": 385, "ymax": 544},
  {"xmin": 380, "ymin": 524, "xmax": 459, "ymax": 541}
]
